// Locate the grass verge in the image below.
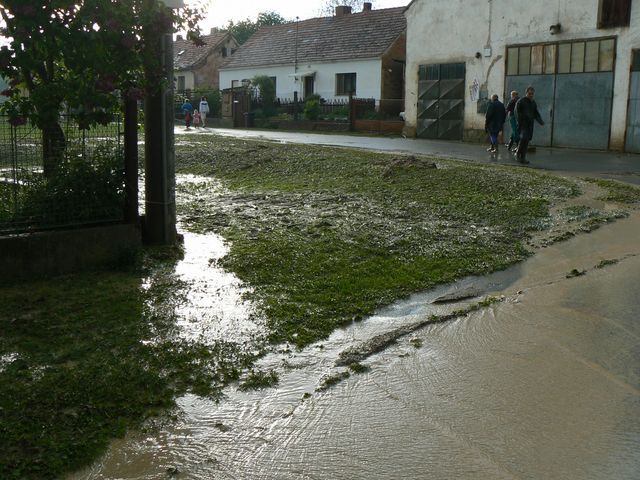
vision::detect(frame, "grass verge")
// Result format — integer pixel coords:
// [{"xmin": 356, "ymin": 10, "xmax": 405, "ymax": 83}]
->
[
  {"xmin": 0, "ymin": 249, "xmax": 257, "ymax": 479},
  {"xmin": 175, "ymin": 135, "xmax": 579, "ymax": 347}
]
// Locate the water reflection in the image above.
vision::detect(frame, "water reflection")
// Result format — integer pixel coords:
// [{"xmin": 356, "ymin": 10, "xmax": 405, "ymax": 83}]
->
[{"xmin": 71, "ymin": 213, "xmax": 640, "ymax": 480}]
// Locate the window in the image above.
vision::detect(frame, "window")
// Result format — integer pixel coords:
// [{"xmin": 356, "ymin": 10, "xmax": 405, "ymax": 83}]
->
[
  {"xmin": 221, "ymin": 47, "xmax": 228, "ymax": 58},
  {"xmin": 509, "ymin": 39, "xmax": 615, "ymax": 76},
  {"xmin": 531, "ymin": 45, "xmax": 544, "ymax": 74},
  {"xmin": 544, "ymin": 44, "xmax": 557, "ymax": 74},
  {"xmin": 598, "ymin": 0, "xmax": 632, "ymax": 28},
  {"xmin": 507, "ymin": 47, "xmax": 519, "ymax": 75},
  {"xmin": 585, "ymin": 41, "xmax": 600, "ymax": 72},
  {"xmin": 571, "ymin": 42, "xmax": 585, "ymax": 72},
  {"xmin": 269, "ymin": 76, "xmax": 277, "ymax": 93},
  {"xmin": 518, "ymin": 46, "xmax": 531, "ymax": 75},
  {"xmin": 632, "ymin": 50, "xmax": 640, "ymax": 72},
  {"xmin": 336, "ymin": 73, "xmax": 356, "ymax": 95},
  {"xmin": 177, "ymin": 76, "xmax": 185, "ymax": 91}
]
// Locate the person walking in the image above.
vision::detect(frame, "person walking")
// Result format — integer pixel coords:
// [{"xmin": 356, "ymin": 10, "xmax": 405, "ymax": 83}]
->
[
  {"xmin": 198, "ymin": 96, "xmax": 210, "ymax": 128},
  {"xmin": 515, "ymin": 86, "xmax": 544, "ymax": 164},
  {"xmin": 484, "ymin": 94, "xmax": 506, "ymax": 153},
  {"xmin": 182, "ymin": 98, "xmax": 194, "ymax": 130},
  {"xmin": 193, "ymin": 109, "xmax": 201, "ymax": 128},
  {"xmin": 505, "ymin": 90, "xmax": 520, "ymax": 151}
]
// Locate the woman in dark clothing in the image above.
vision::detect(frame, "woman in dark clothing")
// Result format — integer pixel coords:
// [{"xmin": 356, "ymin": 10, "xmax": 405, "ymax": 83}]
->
[
  {"xmin": 485, "ymin": 94, "xmax": 506, "ymax": 153},
  {"xmin": 514, "ymin": 86, "xmax": 544, "ymax": 164}
]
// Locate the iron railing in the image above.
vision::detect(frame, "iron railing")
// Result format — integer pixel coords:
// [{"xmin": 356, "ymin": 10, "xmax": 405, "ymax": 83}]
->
[{"xmin": 0, "ymin": 115, "xmax": 126, "ymax": 234}]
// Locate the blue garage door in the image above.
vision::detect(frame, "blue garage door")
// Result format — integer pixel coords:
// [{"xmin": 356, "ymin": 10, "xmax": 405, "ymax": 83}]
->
[
  {"xmin": 626, "ymin": 50, "xmax": 640, "ymax": 153},
  {"xmin": 505, "ymin": 38, "xmax": 615, "ymax": 150}
]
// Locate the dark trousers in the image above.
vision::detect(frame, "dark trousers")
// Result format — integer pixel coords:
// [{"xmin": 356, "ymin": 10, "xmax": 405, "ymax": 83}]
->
[{"xmin": 517, "ymin": 125, "xmax": 533, "ymax": 161}]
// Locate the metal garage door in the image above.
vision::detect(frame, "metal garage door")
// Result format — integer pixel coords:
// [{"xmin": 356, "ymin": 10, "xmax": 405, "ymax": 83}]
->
[
  {"xmin": 505, "ymin": 38, "xmax": 615, "ymax": 150},
  {"xmin": 505, "ymin": 75, "xmax": 554, "ymax": 147},
  {"xmin": 626, "ymin": 50, "xmax": 640, "ymax": 153},
  {"xmin": 417, "ymin": 63, "xmax": 465, "ymax": 140}
]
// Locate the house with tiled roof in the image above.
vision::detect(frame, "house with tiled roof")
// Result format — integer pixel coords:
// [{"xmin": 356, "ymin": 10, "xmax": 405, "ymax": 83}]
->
[
  {"xmin": 173, "ymin": 30, "xmax": 238, "ymax": 92},
  {"xmin": 219, "ymin": 3, "xmax": 406, "ymax": 103}
]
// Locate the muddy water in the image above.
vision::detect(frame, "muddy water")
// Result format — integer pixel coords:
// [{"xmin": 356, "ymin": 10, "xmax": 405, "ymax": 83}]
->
[{"xmin": 72, "ymin": 212, "xmax": 640, "ymax": 480}]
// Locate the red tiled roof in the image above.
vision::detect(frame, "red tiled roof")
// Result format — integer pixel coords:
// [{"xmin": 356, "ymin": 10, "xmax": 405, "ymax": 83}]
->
[
  {"xmin": 221, "ymin": 7, "xmax": 406, "ymax": 69},
  {"xmin": 174, "ymin": 32, "xmax": 230, "ymax": 70}
]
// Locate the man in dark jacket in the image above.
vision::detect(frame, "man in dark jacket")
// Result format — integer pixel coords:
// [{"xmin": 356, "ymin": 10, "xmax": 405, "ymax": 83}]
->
[
  {"xmin": 484, "ymin": 94, "xmax": 506, "ymax": 153},
  {"xmin": 515, "ymin": 86, "xmax": 544, "ymax": 164}
]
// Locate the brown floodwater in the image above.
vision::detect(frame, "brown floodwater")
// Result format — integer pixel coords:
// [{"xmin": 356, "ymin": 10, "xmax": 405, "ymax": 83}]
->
[{"xmin": 70, "ymin": 210, "xmax": 640, "ymax": 480}]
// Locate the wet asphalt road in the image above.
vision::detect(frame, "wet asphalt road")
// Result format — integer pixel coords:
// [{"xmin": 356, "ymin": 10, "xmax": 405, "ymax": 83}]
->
[{"xmin": 176, "ymin": 127, "xmax": 640, "ymax": 185}]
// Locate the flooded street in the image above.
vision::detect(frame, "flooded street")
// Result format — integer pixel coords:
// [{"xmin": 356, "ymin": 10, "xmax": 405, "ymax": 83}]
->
[{"xmin": 72, "ymin": 210, "xmax": 640, "ymax": 479}]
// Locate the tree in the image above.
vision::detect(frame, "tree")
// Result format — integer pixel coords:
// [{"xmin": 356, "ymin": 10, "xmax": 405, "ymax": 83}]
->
[
  {"xmin": 226, "ymin": 11, "xmax": 287, "ymax": 45},
  {"xmin": 0, "ymin": 0, "xmax": 204, "ymax": 176},
  {"xmin": 319, "ymin": 0, "xmax": 365, "ymax": 15},
  {"xmin": 251, "ymin": 75, "xmax": 276, "ymax": 117}
]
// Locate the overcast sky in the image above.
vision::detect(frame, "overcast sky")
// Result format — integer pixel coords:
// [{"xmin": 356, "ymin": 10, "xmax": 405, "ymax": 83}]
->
[{"xmin": 191, "ymin": 0, "xmax": 409, "ymax": 30}]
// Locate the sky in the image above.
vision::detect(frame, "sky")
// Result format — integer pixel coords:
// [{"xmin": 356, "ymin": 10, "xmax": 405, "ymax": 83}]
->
[{"xmin": 191, "ymin": 0, "xmax": 409, "ymax": 31}]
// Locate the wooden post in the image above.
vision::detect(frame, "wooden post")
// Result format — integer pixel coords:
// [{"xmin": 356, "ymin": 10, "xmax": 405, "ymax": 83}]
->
[{"xmin": 349, "ymin": 92, "xmax": 355, "ymax": 132}]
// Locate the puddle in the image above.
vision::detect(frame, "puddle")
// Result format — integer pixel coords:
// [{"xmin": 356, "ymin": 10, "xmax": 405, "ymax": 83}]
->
[{"xmin": 71, "ymin": 208, "xmax": 640, "ymax": 479}]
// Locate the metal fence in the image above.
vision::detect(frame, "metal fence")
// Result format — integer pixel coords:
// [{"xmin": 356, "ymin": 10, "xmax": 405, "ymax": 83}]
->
[{"xmin": 0, "ymin": 115, "xmax": 126, "ymax": 234}]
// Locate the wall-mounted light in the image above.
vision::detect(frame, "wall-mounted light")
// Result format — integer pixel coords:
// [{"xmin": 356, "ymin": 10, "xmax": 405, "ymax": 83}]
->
[{"xmin": 549, "ymin": 23, "xmax": 562, "ymax": 35}]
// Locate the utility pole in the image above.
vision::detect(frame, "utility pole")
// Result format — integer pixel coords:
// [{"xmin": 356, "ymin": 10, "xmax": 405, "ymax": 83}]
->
[{"xmin": 142, "ymin": 0, "xmax": 182, "ymax": 245}]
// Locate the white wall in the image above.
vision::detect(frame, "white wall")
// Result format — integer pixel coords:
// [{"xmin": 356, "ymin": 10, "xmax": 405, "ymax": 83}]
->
[
  {"xmin": 404, "ymin": 0, "xmax": 640, "ymax": 149},
  {"xmin": 220, "ymin": 58, "xmax": 383, "ymax": 101},
  {"xmin": 174, "ymin": 71, "xmax": 195, "ymax": 91}
]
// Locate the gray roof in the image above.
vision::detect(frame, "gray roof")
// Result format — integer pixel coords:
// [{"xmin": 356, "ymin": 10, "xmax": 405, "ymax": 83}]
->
[
  {"xmin": 221, "ymin": 7, "xmax": 406, "ymax": 70},
  {"xmin": 174, "ymin": 32, "xmax": 230, "ymax": 70}
]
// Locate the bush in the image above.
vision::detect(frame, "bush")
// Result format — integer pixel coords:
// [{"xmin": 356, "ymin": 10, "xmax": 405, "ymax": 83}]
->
[
  {"xmin": 251, "ymin": 76, "xmax": 277, "ymax": 117},
  {"xmin": 304, "ymin": 94, "xmax": 322, "ymax": 121},
  {"xmin": 193, "ymin": 89, "xmax": 222, "ymax": 117},
  {"xmin": 7, "ymin": 143, "xmax": 125, "ymax": 227}
]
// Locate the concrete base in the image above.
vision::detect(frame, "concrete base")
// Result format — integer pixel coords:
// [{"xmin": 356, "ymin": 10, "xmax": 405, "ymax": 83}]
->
[{"xmin": 0, "ymin": 223, "xmax": 141, "ymax": 284}]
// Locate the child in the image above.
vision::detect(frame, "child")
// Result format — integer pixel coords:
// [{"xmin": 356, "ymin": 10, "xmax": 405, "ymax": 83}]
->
[{"xmin": 193, "ymin": 109, "xmax": 201, "ymax": 128}]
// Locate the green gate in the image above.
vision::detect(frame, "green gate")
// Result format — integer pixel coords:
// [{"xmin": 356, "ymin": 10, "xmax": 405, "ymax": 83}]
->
[{"xmin": 417, "ymin": 63, "xmax": 465, "ymax": 140}]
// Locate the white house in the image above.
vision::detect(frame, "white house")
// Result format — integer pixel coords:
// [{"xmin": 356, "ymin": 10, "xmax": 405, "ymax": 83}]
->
[
  {"xmin": 219, "ymin": 4, "xmax": 406, "ymax": 104},
  {"xmin": 403, "ymin": 0, "xmax": 640, "ymax": 152}
]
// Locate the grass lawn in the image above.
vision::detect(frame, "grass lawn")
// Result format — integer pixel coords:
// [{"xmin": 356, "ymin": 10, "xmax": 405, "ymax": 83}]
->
[
  {"xmin": 174, "ymin": 135, "xmax": 581, "ymax": 346},
  {"xmin": 6, "ymin": 134, "xmax": 630, "ymax": 478}
]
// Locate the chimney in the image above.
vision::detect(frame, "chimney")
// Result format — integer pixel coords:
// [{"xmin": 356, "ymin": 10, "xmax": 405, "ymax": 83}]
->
[
  {"xmin": 210, "ymin": 27, "xmax": 218, "ymax": 34},
  {"xmin": 363, "ymin": 2, "xmax": 372, "ymax": 11},
  {"xmin": 176, "ymin": 34, "xmax": 183, "ymax": 40},
  {"xmin": 335, "ymin": 6, "xmax": 352, "ymax": 16}
]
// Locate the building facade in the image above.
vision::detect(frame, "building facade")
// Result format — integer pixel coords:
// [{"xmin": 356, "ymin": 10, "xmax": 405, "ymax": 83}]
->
[
  {"xmin": 174, "ymin": 30, "xmax": 238, "ymax": 92},
  {"xmin": 219, "ymin": 4, "xmax": 406, "ymax": 104},
  {"xmin": 404, "ymin": 0, "xmax": 639, "ymax": 152}
]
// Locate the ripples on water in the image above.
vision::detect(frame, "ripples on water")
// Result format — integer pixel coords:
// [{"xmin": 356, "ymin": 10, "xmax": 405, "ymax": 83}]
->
[{"xmin": 71, "ymin": 213, "xmax": 640, "ymax": 480}]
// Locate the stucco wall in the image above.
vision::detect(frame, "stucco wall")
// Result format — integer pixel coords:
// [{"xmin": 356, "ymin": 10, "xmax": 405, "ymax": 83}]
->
[
  {"xmin": 404, "ymin": 0, "xmax": 640, "ymax": 149},
  {"xmin": 194, "ymin": 37, "xmax": 239, "ymax": 90},
  {"xmin": 175, "ymin": 71, "xmax": 195, "ymax": 91},
  {"xmin": 220, "ymin": 58, "xmax": 383, "ymax": 101}
]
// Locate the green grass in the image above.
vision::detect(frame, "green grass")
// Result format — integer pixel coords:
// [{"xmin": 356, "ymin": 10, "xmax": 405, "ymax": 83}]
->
[
  {"xmin": 175, "ymin": 135, "xmax": 580, "ymax": 347},
  {"xmin": 585, "ymin": 177, "xmax": 640, "ymax": 204},
  {"xmin": 0, "ymin": 250, "xmax": 257, "ymax": 479},
  {"xmin": 0, "ymin": 135, "xmax": 589, "ymax": 478}
]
